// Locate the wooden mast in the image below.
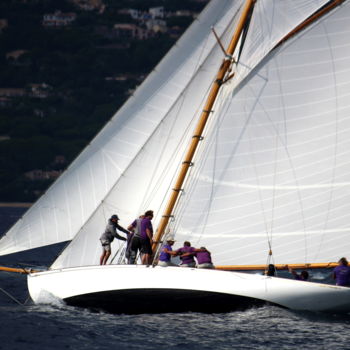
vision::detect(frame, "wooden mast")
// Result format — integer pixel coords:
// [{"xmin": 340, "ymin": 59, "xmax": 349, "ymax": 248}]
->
[{"xmin": 152, "ymin": 0, "xmax": 255, "ymax": 256}]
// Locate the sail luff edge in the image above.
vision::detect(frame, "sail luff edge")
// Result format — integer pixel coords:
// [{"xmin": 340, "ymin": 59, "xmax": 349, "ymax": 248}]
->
[{"xmin": 276, "ymin": 0, "xmax": 346, "ymax": 48}]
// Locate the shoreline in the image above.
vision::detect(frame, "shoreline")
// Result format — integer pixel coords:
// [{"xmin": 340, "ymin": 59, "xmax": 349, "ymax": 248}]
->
[{"xmin": 0, "ymin": 202, "xmax": 32, "ymax": 208}]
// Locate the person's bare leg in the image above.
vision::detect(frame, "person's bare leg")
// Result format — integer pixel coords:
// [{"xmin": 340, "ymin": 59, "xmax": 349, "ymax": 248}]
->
[
  {"xmin": 141, "ymin": 253, "xmax": 152, "ymax": 265},
  {"xmin": 101, "ymin": 251, "xmax": 111, "ymax": 265},
  {"xmin": 100, "ymin": 251, "xmax": 106, "ymax": 265},
  {"xmin": 141, "ymin": 253, "xmax": 149, "ymax": 265}
]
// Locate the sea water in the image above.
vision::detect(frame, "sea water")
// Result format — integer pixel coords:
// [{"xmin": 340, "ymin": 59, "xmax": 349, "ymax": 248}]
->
[{"xmin": 0, "ymin": 207, "xmax": 350, "ymax": 350}]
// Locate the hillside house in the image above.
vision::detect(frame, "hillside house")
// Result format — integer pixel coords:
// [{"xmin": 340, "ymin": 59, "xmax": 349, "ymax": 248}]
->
[
  {"xmin": 113, "ymin": 24, "xmax": 152, "ymax": 40},
  {"xmin": 42, "ymin": 11, "xmax": 77, "ymax": 27},
  {"xmin": 25, "ymin": 169, "xmax": 62, "ymax": 181}
]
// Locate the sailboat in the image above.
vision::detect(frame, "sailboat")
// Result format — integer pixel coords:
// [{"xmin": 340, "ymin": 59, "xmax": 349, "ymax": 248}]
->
[{"xmin": 2, "ymin": 0, "xmax": 350, "ymax": 314}]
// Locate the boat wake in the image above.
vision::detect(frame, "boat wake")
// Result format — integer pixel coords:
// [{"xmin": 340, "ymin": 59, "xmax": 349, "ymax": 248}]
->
[{"xmin": 34, "ymin": 290, "xmax": 65, "ymax": 307}]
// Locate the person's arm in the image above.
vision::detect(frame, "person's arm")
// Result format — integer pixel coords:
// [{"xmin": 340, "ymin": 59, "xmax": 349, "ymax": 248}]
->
[
  {"xmin": 183, "ymin": 247, "xmax": 199, "ymax": 257},
  {"xmin": 146, "ymin": 228, "xmax": 153, "ymax": 241},
  {"xmin": 113, "ymin": 233, "xmax": 126, "ymax": 241},
  {"xmin": 175, "ymin": 248, "xmax": 183, "ymax": 257},
  {"xmin": 162, "ymin": 247, "xmax": 177, "ymax": 255},
  {"xmin": 127, "ymin": 220, "xmax": 137, "ymax": 232},
  {"xmin": 116, "ymin": 223, "xmax": 130, "ymax": 235},
  {"xmin": 181, "ymin": 251, "xmax": 196, "ymax": 257},
  {"xmin": 193, "ymin": 248, "xmax": 208, "ymax": 253},
  {"xmin": 112, "ymin": 224, "xmax": 129, "ymax": 241},
  {"xmin": 146, "ymin": 220, "xmax": 153, "ymax": 241}
]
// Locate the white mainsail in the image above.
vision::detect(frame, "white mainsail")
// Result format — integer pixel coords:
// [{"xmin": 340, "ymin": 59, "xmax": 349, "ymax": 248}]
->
[{"xmin": 172, "ymin": 0, "xmax": 350, "ymax": 266}]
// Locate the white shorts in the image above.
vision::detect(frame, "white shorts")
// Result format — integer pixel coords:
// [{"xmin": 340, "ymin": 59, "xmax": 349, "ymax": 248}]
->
[
  {"xmin": 158, "ymin": 261, "xmax": 177, "ymax": 267},
  {"xmin": 102, "ymin": 244, "xmax": 111, "ymax": 252},
  {"xmin": 100, "ymin": 239, "xmax": 111, "ymax": 252},
  {"xmin": 197, "ymin": 263, "xmax": 214, "ymax": 269},
  {"xmin": 179, "ymin": 262, "xmax": 196, "ymax": 268}
]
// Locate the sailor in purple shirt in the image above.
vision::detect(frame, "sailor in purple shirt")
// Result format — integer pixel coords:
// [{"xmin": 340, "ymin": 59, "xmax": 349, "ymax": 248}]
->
[
  {"xmin": 333, "ymin": 257, "xmax": 350, "ymax": 287},
  {"xmin": 128, "ymin": 210, "xmax": 154, "ymax": 265},
  {"xmin": 176, "ymin": 241, "xmax": 196, "ymax": 267},
  {"xmin": 194, "ymin": 247, "xmax": 214, "ymax": 269},
  {"xmin": 158, "ymin": 239, "xmax": 177, "ymax": 267}
]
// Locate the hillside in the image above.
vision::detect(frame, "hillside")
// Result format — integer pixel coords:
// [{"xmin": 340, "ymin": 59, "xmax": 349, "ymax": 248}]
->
[{"xmin": 0, "ymin": 0, "xmax": 209, "ymax": 202}]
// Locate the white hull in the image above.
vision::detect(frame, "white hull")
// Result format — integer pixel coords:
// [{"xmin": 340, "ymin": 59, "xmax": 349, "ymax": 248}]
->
[{"xmin": 28, "ymin": 265, "xmax": 350, "ymax": 314}]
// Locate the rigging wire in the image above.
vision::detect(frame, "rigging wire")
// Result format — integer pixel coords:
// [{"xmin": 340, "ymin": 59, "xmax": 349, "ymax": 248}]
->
[
  {"xmin": 139, "ymin": 30, "xmax": 213, "ymax": 213},
  {"xmin": 135, "ymin": 37, "xmax": 228, "ymax": 262},
  {"xmin": 150, "ymin": 4, "xmax": 241, "ymax": 262},
  {"xmin": 168, "ymin": 20, "xmax": 245, "ymax": 247},
  {"xmin": 237, "ymin": 54, "xmax": 279, "ymax": 271},
  {"xmin": 52, "ymin": 20, "xmax": 215, "ymax": 268},
  {"xmin": 139, "ymin": 97, "xmax": 201, "ymax": 211},
  {"xmin": 129, "ymin": 38, "xmax": 214, "ymax": 264},
  {"xmin": 100, "ymin": 23, "xmax": 216, "ymax": 264},
  {"xmin": 161, "ymin": 80, "xmax": 216, "ymax": 244},
  {"xmin": 272, "ymin": 58, "xmax": 309, "ymax": 265},
  {"xmin": 0, "ymin": 286, "xmax": 25, "ymax": 306},
  {"xmin": 171, "ymin": 81, "xmax": 232, "ymax": 246},
  {"xmin": 100, "ymin": 20, "xmax": 215, "ymax": 226},
  {"xmin": 52, "ymin": 1, "xmax": 253, "ymax": 267},
  {"xmin": 313, "ymin": 22, "xmax": 339, "ymax": 262},
  {"xmin": 110, "ymin": 242, "xmax": 126, "ymax": 264},
  {"xmin": 165, "ymin": 16, "xmax": 242, "ymax": 245}
]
